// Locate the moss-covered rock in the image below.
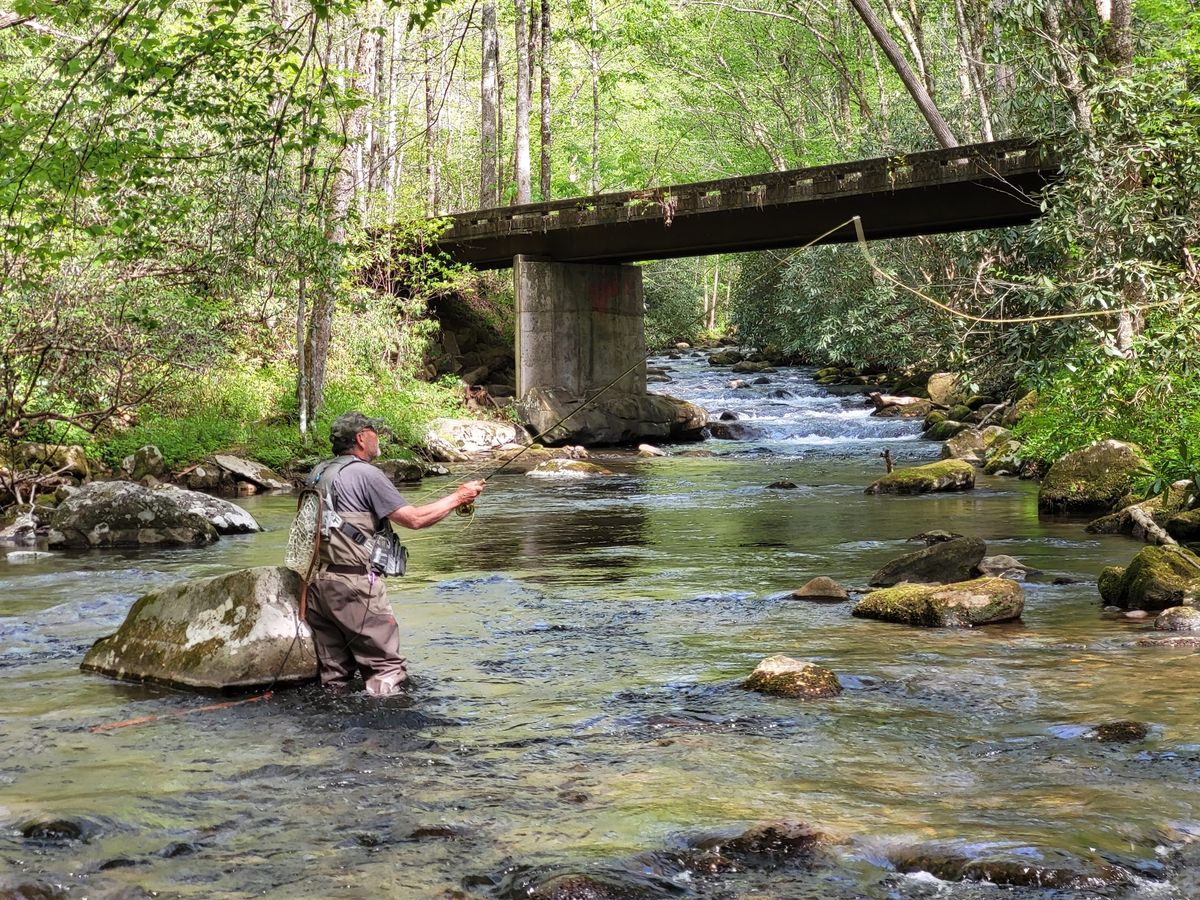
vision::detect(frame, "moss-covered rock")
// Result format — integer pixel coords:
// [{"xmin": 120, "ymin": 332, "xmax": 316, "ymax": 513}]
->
[
  {"xmin": 923, "ymin": 409, "xmax": 947, "ymax": 429},
  {"xmin": 873, "ymin": 399, "xmax": 933, "ymax": 419},
  {"xmin": 81, "ymin": 566, "xmax": 316, "ymax": 691},
  {"xmin": 707, "ymin": 350, "xmax": 743, "ymax": 367},
  {"xmin": 870, "ymin": 536, "xmax": 987, "ymax": 586},
  {"xmin": 1038, "ymin": 440, "xmax": 1148, "ymax": 515},
  {"xmin": 983, "ymin": 439, "xmax": 1023, "ymax": 476},
  {"xmin": 926, "ymin": 372, "xmax": 965, "ymax": 407},
  {"xmin": 947, "ymin": 403, "xmax": 973, "ymax": 422},
  {"xmin": 923, "ymin": 420, "xmax": 968, "ymax": 441},
  {"xmin": 742, "ymin": 655, "xmax": 842, "ymax": 698},
  {"xmin": 1002, "ymin": 389, "xmax": 1038, "ymax": 427},
  {"xmin": 865, "ymin": 460, "xmax": 975, "ymax": 495},
  {"xmin": 527, "ymin": 459, "xmax": 615, "ymax": 478},
  {"xmin": 1155, "ymin": 606, "xmax": 1200, "ymax": 632},
  {"xmin": 1097, "ymin": 545, "xmax": 1200, "ymax": 610},
  {"xmin": 852, "ymin": 577, "xmax": 1024, "ymax": 627},
  {"xmin": 47, "ymin": 480, "xmax": 218, "ymax": 549}
]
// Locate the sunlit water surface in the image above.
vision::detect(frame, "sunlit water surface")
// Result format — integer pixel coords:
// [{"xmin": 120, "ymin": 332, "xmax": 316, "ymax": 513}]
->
[{"xmin": 2, "ymin": 355, "xmax": 1198, "ymax": 898}]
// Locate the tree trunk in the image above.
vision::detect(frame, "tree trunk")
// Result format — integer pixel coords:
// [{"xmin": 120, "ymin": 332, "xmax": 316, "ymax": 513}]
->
[
  {"xmin": 424, "ymin": 40, "xmax": 440, "ymax": 211},
  {"xmin": 514, "ymin": 0, "xmax": 532, "ymax": 204},
  {"xmin": 480, "ymin": 2, "xmax": 499, "ymax": 207},
  {"xmin": 954, "ymin": 0, "xmax": 993, "ymax": 142},
  {"xmin": 539, "ymin": 0, "xmax": 551, "ymax": 201},
  {"xmin": 588, "ymin": 0, "xmax": 600, "ymax": 193},
  {"xmin": 1040, "ymin": 2, "xmax": 1092, "ymax": 132},
  {"xmin": 304, "ymin": 18, "xmax": 371, "ymax": 425},
  {"xmin": 848, "ymin": 0, "xmax": 958, "ymax": 149}
]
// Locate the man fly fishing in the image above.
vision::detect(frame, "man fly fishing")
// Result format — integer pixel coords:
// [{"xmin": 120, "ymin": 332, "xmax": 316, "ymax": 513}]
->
[{"xmin": 301, "ymin": 411, "xmax": 485, "ymax": 696}]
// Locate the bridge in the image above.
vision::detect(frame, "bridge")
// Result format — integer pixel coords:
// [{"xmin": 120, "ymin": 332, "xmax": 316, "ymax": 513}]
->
[
  {"xmin": 429, "ymin": 139, "xmax": 1060, "ymax": 445},
  {"xmin": 436, "ymin": 139, "xmax": 1058, "ymax": 269}
]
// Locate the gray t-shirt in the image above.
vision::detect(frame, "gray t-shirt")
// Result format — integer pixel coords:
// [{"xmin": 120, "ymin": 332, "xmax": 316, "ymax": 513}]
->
[{"xmin": 330, "ymin": 459, "xmax": 408, "ymax": 526}]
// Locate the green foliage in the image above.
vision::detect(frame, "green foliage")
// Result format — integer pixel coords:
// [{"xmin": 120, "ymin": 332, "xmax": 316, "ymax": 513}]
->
[{"xmin": 642, "ymin": 257, "xmax": 714, "ymax": 348}]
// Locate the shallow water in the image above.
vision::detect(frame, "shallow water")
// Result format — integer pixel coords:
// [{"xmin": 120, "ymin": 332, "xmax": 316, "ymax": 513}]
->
[{"xmin": 2, "ymin": 355, "xmax": 1197, "ymax": 898}]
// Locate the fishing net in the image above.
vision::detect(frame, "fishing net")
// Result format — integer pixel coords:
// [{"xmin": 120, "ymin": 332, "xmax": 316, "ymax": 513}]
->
[{"xmin": 284, "ymin": 490, "xmax": 322, "ymax": 578}]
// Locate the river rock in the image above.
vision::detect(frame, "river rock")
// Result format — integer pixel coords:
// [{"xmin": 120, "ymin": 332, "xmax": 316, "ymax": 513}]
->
[
  {"xmin": 977, "ymin": 554, "xmax": 1041, "ymax": 581},
  {"xmin": 518, "ymin": 388, "xmax": 706, "ymax": 446},
  {"xmin": 732, "ymin": 360, "xmax": 775, "ymax": 374},
  {"xmin": 1091, "ymin": 720, "xmax": 1150, "ymax": 742},
  {"xmin": 376, "ymin": 458, "xmax": 427, "ymax": 483},
  {"xmin": 183, "ymin": 463, "xmax": 229, "ymax": 492},
  {"xmin": 122, "ymin": 444, "xmax": 167, "ymax": 482},
  {"xmin": 154, "ymin": 486, "xmax": 262, "ymax": 535},
  {"xmin": 15, "ymin": 442, "xmax": 90, "ymax": 478},
  {"xmin": 853, "ymin": 577, "xmax": 1023, "ymax": 627},
  {"xmin": 423, "ymin": 418, "xmax": 530, "ymax": 461},
  {"xmin": 47, "ymin": 481, "xmax": 218, "ymax": 549},
  {"xmin": 923, "ymin": 419, "xmax": 968, "ymax": 441},
  {"xmin": 889, "ymin": 843, "xmax": 1129, "ymax": 891},
  {"xmin": 1038, "ymin": 440, "xmax": 1148, "ymax": 515},
  {"xmin": 926, "ymin": 372, "xmax": 965, "ymax": 407},
  {"xmin": 0, "ymin": 512, "xmax": 37, "ymax": 545},
  {"xmin": 527, "ymin": 459, "xmax": 615, "ymax": 478},
  {"xmin": 870, "ymin": 536, "xmax": 987, "ymax": 586},
  {"xmin": 81, "ymin": 566, "xmax": 316, "ymax": 691},
  {"xmin": 707, "ymin": 350, "xmax": 743, "ymax": 366},
  {"xmin": 487, "ymin": 444, "xmax": 554, "ymax": 473},
  {"xmin": 742, "ymin": 655, "xmax": 841, "ymax": 698},
  {"xmin": 707, "ymin": 421, "xmax": 763, "ymax": 440},
  {"xmin": 1166, "ymin": 508, "xmax": 1200, "ymax": 543},
  {"xmin": 873, "ymin": 399, "xmax": 933, "ymax": 419},
  {"xmin": 688, "ymin": 820, "xmax": 827, "ymax": 865},
  {"xmin": 1154, "ymin": 604, "xmax": 1200, "ymax": 633},
  {"xmin": 637, "ymin": 443, "xmax": 667, "ymax": 457},
  {"xmin": 212, "ymin": 455, "xmax": 289, "ymax": 491},
  {"xmin": 983, "ymin": 439, "xmax": 1023, "ymax": 476},
  {"xmin": 940, "ymin": 427, "xmax": 987, "ymax": 465},
  {"xmin": 1097, "ymin": 545, "xmax": 1200, "ymax": 611},
  {"xmin": 789, "ymin": 576, "xmax": 849, "ymax": 602},
  {"xmin": 865, "ymin": 460, "xmax": 975, "ymax": 495}
]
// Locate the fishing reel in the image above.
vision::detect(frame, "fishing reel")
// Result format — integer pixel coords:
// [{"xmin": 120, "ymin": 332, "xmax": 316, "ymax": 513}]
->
[{"xmin": 455, "ymin": 501, "xmax": 475, "ymax": 517}]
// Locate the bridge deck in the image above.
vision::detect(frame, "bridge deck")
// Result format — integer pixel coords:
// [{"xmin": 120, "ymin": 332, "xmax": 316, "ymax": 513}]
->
[{"xmin": 434, "ymin": 139, "xmax": 1059, "ymax": 269}]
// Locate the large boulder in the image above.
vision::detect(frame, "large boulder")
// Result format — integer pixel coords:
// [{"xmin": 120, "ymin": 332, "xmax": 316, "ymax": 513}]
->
[
  {"xmin": 1038, "ymin": 440, "xmax": 1148, "ymax": 515},
  {"xmin": 742, "ymin": 656, "xmax": 842, "ymax": 698},
  {"xmin": 853, "ymin": 577, "xmax": 1024, "ymax": 627},
  {"xmin": 1155, "ymin": 606, "xmax": 1200, "ymax": 632},
  {"xmin": 423, "ymin": 418, "xmax": 530, "ymax": 461},
  {"xmin": 518, "ymin": 387, "xmax": 706, "ymax": 446},
  {"xmin": 527, "ymin": 459, "xmax": 615, "ymax": 478},
  {"xmin": 47, "ymin": 481, "xmax": 218, "ymax": 549},
  {"xmin": 865, "ymin": 460, "xmax": 975, "ymax": 495},
  {"xmin": 81, "ymin": 566, "xmax": 315, "ymax": 691},
  {"xmin": 211, "ymin": 455, "xmax": 290, "ymax": 491},
  {"xmin": 1166, "ymin": 508, "xmax": 1200, "ymax": 544},
  {"xmin": 926, "ymin": 372, "xmax": 966, "ymax": 407},
  {"xmin": 1097, "ymin": 545, "xmax": 1200, "ymax": 611},
  {"xmin": 122, "ymin": 444, "xmax": 167, "ymax": 482},
  {"xmin": 870, "ymin": 536, "xmax": 987, "ymax": 587},
  {"xmin": 940, "ymin": 427, "xmax": 987, "ymax": 465},
  {"xmin": 155, "ymin": 485, "xmax": 262, "ymax": 535}
]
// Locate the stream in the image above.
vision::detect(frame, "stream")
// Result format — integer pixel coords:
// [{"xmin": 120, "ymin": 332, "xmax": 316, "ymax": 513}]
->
[{"xmin": 2, "ymin": 352, "xmax": 1198, "ymax": 898}]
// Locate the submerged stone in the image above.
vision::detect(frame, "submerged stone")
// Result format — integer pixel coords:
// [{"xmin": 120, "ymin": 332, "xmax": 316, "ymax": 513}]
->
[
  {"xmin": 1155, "ymin": 605, "xmax": 1200, "ymax": 632},
  {"xmin": 742, "ymin": 655, "xmax": 842, "ymax": 699},
  {"xmin": 853, "ymin": 577, "xmax": 1024, "ymax": 627},
  {"xmin": 889, "ymin": 843, "xmax": 1130, "ymax": 891},
  {"xmin": 865, "ymin": 460, "xmax": 975, "ymax": 495},
  {"xmin": 1091, "ymin": 720, "xmax": 1149, "ymax": 742},
  {"xmin": 789, "ymin": 576, "xmax": 849, "ymax": 603},
  {"xmin": 81, "ymin": 565, "xmax": 316, "ymax": 692}
]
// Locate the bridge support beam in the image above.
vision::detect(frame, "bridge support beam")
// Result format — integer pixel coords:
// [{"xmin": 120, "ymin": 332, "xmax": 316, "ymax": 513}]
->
[{"xmin": 514, "ymin": 255, "xmax": 646, "ymax": 397}]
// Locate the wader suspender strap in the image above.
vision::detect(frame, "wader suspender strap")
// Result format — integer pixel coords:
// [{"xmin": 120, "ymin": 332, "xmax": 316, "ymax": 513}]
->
[{"xmin": 297, "ymin": 456, "xmax": 362, "ymax": 621}]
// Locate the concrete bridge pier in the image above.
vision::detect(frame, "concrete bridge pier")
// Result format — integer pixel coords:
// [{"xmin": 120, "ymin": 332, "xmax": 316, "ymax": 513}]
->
[
  {"xmin": 514, "ymin": 255, "xmax": 646, "ymax": 398},
  {"xmin": 512, "ymin": 255, "xmax": 706, "ymax": 445}
]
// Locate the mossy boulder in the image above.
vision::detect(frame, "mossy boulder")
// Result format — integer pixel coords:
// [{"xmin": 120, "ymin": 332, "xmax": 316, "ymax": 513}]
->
[
  {"xmin": 15, "ymin": 442, "xmax": 90, "ymax": 478},
  {"xmin": 1155, "ymin": 606, "xmax": 1200, "ymax": 632},
  {"xmin": 852, "ymin": 577, "xmax": 1024, "ymax": 627},
  {"xmin": 865, "ymin": 460, "xmax": 975, "ymax": 495},
  {"xmin": 47, "ymin": 480, "xmax": 218, "ymax": 549},
  {"xmin": 1038, "ymin": 440, "xmax": 1148, "ymax": 515},
  {"xmin": 742, "ymin": 655, "xmax": 842, "ymax": 699},
  {"xmin": 707, "ymin": 350, "xmax": 743, "ymax": 367},
  {"xmin": 923, "ymin": 419, "xmax": 968, "ymax": 441},
  {"xmin": 873, "ymin": 399, "xmax": 934, "ymax": 419},
  {"xmin": 789, "ymin": 576, "xmax": 849, "ymax": 603},
  {"xmin": 81, "ymin": 566, "xmax": 316, "ymax": 691},
  {"xmin": 1096, "ymin": 545, "xmax": 1200, "ymax": 611},
  {"xmin": 870, "ymin": 536, "xmax": 987, "ymax": 587},
  {"xmin": 984, "ymin": 439, "xmax": 1023, "ymax": 476}
]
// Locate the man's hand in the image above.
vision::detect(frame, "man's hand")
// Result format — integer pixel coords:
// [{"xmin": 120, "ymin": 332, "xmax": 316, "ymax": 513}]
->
[{"xmin": 455, "ymin": 480, "xmax": 486, "ymax": 505}]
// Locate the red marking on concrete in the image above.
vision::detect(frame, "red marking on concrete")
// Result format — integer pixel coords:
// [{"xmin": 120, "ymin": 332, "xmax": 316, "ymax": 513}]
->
[{"xmin": 589, "ymin": 279, "xmax": 618, "ymax": 314}]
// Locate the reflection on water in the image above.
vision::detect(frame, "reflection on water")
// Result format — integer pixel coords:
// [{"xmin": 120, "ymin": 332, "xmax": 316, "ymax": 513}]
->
[{"xmin": 1, "ymin": 355, "xmax": 1199, "ymax": 898}]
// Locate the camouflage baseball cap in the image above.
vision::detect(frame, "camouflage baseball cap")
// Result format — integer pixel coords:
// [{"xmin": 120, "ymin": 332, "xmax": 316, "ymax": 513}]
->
[{"xmin": 330, "ymin": 411, "xmax": 387, "ymax": 451}]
